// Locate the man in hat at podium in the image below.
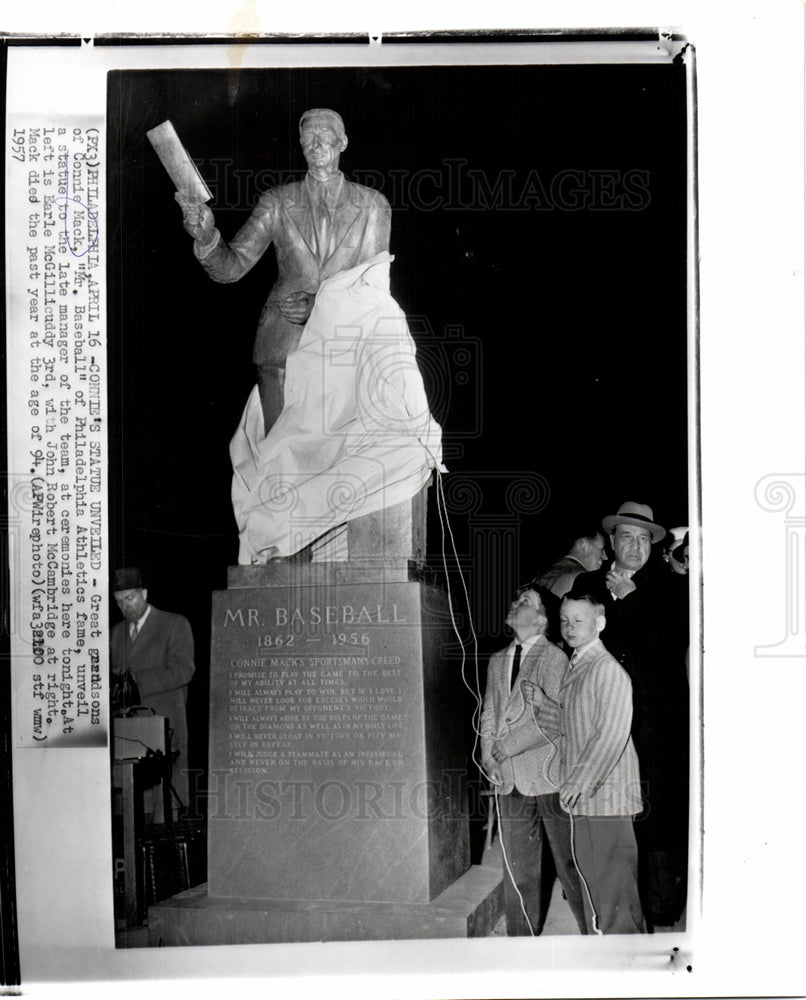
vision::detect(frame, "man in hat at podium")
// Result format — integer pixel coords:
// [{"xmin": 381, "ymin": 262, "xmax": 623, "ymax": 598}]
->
[{"xmin": 111, "ymin": 568, "xmax": 196, "ymax": 818}]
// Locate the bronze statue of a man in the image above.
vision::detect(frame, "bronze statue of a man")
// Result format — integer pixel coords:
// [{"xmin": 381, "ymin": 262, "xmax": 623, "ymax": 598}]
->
[{"xmin": 176, "ymin": 108, "xmax": 391, "ymax": 434}]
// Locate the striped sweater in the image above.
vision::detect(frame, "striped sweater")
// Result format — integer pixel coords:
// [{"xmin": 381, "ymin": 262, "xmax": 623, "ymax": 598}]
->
[{"xmin": 537, "ymin": 638, "xmax": 642, "ymax": 817}]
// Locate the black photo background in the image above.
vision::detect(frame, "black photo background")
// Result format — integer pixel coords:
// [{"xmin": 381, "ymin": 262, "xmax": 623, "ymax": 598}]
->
[{"xmin": 108, "ymin": 61, "xmax": 688, "ymax": 830}]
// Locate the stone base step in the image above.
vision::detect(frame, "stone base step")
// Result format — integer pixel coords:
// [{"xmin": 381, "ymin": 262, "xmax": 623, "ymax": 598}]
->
[{"xmin": 148, "ymin": 864, "xmax": 503, "ymax": 946}]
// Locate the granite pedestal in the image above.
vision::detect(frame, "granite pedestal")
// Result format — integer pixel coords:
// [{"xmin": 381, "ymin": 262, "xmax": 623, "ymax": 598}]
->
[{"xmin": 208, "ymin": 570, "xmax": 469, "ymax": 904}]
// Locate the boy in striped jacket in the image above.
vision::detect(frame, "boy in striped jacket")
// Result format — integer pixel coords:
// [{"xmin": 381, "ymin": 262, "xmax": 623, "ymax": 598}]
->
[{"xmin": 525, "ymin": 593, "xmax": 646, "ymax": 934}]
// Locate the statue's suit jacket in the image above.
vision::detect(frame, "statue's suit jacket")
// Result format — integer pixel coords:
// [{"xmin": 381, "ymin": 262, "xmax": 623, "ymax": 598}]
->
[
  {"xmin": 111, "ymin": 606, "xmax": 195, "ymax": 780},
  {"xmin": 480, "ymin": 636, "xmax": 569, "ymax": 796},
  {"xmin": 196, "ymin": 176, "xmax": 392, "ymax": 365}
]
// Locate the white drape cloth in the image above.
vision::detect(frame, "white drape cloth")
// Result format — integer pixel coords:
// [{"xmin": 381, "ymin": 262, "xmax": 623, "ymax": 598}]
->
[{"xmin": 230, "ymin": 253, "xmax": 444, "ymax": 564}]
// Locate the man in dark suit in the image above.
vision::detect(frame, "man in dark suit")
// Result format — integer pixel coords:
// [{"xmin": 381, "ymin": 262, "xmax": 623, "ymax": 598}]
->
[
  {"xmin": 568, "ymin": 501, "xmax": 689, "ymax": 928},
  {"xmin": 536, "ymin": 527, "xmax": 606, "ymax": 599},
  {"xmin": 176, "ymin": 107, "xmax": 391, "ymax": 434},
  {"xmin": 111, "ymin": 567, "xmax": 196, "ymax": 817},
  {"xmin": 480, "ymin": 587, "xmax": 587, "ymax": 936}
]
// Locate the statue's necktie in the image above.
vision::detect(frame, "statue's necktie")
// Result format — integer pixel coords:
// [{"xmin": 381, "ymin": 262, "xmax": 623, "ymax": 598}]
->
[{"xmin": 315, "ymin": 187, "xmax": 332, "ymax": 261}]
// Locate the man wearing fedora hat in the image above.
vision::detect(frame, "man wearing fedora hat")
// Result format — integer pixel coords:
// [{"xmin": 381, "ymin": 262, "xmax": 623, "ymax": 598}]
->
[
  {"xmin": 568, "ymin": 502, "xmax": 689, "ymax": 929},
  {"xmin": 111, "ymin": 568, "xmax": 196, "ymax": 819}
]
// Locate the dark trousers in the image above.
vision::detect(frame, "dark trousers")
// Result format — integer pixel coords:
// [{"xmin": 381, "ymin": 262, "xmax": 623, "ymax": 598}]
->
[
  {"xmin": 571, "ymin": 815, "xmax": 646, "ymax": 934},
  {"xmin": 497, "ymin": 790, "xmax": 588, "ymax": 935},
  {"xmin": 634, "ymin": 788, "xmax": 689, "ymax": 926}
]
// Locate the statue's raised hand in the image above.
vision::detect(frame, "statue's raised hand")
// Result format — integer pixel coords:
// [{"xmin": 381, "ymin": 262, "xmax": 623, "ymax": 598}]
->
[{"xmin": 174, "ymin": 193, "xmax": 215, "ymax": 244}]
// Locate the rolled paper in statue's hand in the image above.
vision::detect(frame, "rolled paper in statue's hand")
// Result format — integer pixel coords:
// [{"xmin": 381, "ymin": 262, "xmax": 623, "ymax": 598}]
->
[{"xmin": 146, "ymin": 119, "xmax": 212, "ymax": 202}]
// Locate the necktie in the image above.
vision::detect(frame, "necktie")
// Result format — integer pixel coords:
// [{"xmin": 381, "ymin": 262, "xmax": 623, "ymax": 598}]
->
[
  {"xmin": 510, "ymin": 644, "xmax": 523, "ymax": 690},
  {"xmin": 129, "ymin": 620, "xmax": 139, "ymax": 642},
  {"xmin": 315, "ymin": 186, "xmax": 332, "ymax": 260},
  {"xmin": 570, "ymin": 650, "xmax": 579, "ymax": 667}
]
